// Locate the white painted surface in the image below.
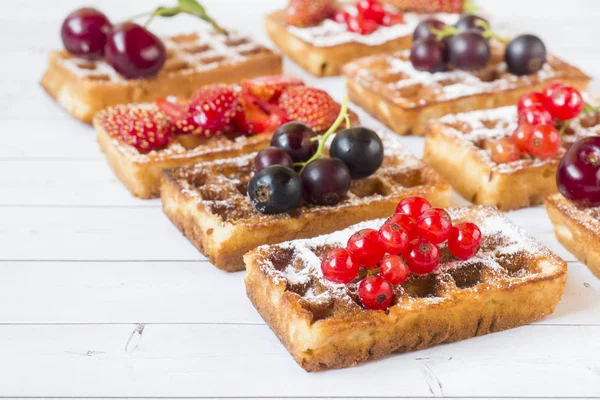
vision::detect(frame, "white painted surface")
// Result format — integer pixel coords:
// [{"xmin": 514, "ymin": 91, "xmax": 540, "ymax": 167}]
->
[{"xmin": 2, "ymin": 0, "xmax": 600, "ymax": 397}]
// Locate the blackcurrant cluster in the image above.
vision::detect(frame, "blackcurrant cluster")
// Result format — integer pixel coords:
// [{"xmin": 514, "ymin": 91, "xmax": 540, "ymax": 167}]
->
[
  {"xmin": 410, "ymin": 14, "xmax": 547, "ymax": 76},
  {"xmin": 248, "ymin": 101, "xmax": 384, "ymax": 215}
]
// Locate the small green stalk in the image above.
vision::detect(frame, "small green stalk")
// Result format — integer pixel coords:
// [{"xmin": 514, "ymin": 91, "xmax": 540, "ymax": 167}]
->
[
  {"xmin": 476, "ymin": 20, "xmax": 509, "ymax": 44},
  {"xmin": 295, "ymin": 96, "xmax": 350, "ymax": 173},
  {"xmin": 559, "ymin": 121, "xmax": 570, "ymax": 136}
]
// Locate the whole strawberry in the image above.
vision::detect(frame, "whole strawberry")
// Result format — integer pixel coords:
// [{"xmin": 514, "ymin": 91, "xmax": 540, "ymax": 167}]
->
[
  {"xmin": 242, "ymin": 75, "xmax": 304, "ymax": 103},
  {"xmin": 279, "ymin": 86, "xmax": 341, "ymax": 132},
  {"xmin": 100, "ymin": 105, "xmax": 174, "ymax": 153},
  {"xmin": 285, "ymin": 0, "xmax": 335, "ymax": 27},
  {"xmin": 156, "ymin": 84, "xmax": 241, "ymax": 136}
]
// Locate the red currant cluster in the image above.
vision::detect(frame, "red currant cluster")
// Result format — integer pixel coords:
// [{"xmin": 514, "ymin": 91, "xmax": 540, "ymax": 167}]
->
[
  {"xmin": 331, "ymin": 0, "xmax": 405, "ymax": 35},
  {"xmin": 320, "ymin": 197, "xmax": 483, "ymax": 310},
  {"xmin": 491, "ymin": 83, "xmax": 585, "ymax": 164}
]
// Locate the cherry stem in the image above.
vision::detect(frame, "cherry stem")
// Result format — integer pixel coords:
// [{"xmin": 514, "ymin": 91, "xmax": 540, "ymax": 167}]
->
[{"xmin": 295, "ymin": 96, "xmax": 350, "ymax": 173}]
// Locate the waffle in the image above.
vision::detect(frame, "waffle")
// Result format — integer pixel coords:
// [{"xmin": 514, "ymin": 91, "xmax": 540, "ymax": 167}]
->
[
  {"xmin": 423, "ymin": 105, "xmax": 600, "ymax": 210},
  {"xmin": 342, "ymin": 43, "xmax": 590, "ymax": 135},
  {"xmin": 41, "ymin": 30, "xmax": 282, "ymax": 123},
  {"xmin": 264, "ymin": 10, "xmax": 459, "ymax": 77},
  {"xmin": 161, "ymin": 130, "xmax": 452, "ymax": 271},
  {"xmin": 244, "ymin": 205, "xmax": 567, "ymax": 371},
  {"xmin": 546, "ymin": 193, "xmax": 600, "ymax": 279}
]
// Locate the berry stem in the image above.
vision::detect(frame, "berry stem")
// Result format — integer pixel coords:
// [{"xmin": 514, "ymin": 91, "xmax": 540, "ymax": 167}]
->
[
  {"xmin": 559, "ymin": 120, "xmax": 570, "ymax": 136},
  {"xmin": 296, "ymin": 96, "xmax": 350, "ymax": 173},
  {"xmin": 476, "ymin": 20, "xmax": 509, "ymax": 44},
  {"xmin": 431, "ymin": 26, "xmax": 459, "ymax": 40}
]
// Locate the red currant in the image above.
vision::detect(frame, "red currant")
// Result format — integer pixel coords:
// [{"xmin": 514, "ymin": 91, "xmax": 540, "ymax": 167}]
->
[
  {"xmin": 546, "ymin": 84, "xmax": 584, "ymax": 121},
  {"xmin": 490, "ymin": 137, "xmax": 521, "ymax": 164},
  {"xmin": 381, "ymin": 13, "xmax": 405, "ymax": 26},
  {"xmin": 526, "ymin": 124, "xmax": 562, "ymax": 159},
  {"xmin": 517, "ymin": 91, "xmax": 547, "ymax": 114},
  {"xmin": 346, "ymin": 14, "xmax": 378, "ymax": 35},
  {"xmin": 543, "ymin": 82, "xmax": 565, "ymax": 99},
  {"xmin": 395, "ymin": 196, "xmax": 432, "ymax": 219},
  {"xmin": 332, "ymin": 10, "xmax": 350, "ymax": 24},
  {"xmin": 386, "ymin": 213, "xmax": 418, "ymax": 241},
  {"xmin": 512, "ymin": 123, "xmax": 534, "ymax": 152},
  {"xmin": 518, "ymin": 105, "xmax": 553, "ymax": 126},
  {"xmin": 357, "ymin": 0, "xmax": 386, "ymax": 24},
  {"xmin": 321, "ymin": 248, "xmax": 359, "ymax": 284},
  {"xmin": 379, "ymin": 255, "xmax": 409, "ymax": 284},
  {"xmin": 358, "ymin": 275, "xmax": 393, "ymax": 310},
  {"xmin": 448, "ymin": 222, "xmax": 483, "ymax": 260},
  {"xmin": 378, "ymin": 222, "xmax": 409, "ymax": 255},
  {"xmin": 403, "ymin": 239, "xmax": 440, "ymax": 274},
  {"xmin": 347, "ymin": 229, "xmax": 386, "ymax": 267},
  {"xmin": 417, "ymin": 208, "xmax": 452, "ymax": 244}
]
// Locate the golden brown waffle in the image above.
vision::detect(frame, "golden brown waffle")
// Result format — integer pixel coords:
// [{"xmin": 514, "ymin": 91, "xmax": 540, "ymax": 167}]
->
[
  {"xmin": 546, "ymin": 193, "xmax": 600, "ymax": 279},
  {"xmin": 94, "ymin": 104, "xmax": 273, "ymax": 199},
  {"xmin": 41, "ymin": 30, "xmax": 282, "ymax": 123},
  {"xmin": 342, "ymin": 43, "xmax": 590, "ymax": 135},
  {"xmin": 423, "ymin": 105, "xmax": 600, "ymax": 210},
  {"xmin": 161, "ymin": 130, "xmax": 452, "ymax": 271},
  {"xmin": 264, "ymin": 10, "xmax": 459, "ymax": 77},
  {"xmin": 244, "ymin": 205, "xmax": 567, "ymax": 371}
]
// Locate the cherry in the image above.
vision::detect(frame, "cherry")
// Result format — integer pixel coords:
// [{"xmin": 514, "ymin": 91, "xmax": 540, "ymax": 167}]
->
[
  {"xmin": 545, "ymin": 84, "xmax": 584, "ymax": 121},
  {"xmin": 104, "ymin": 22, "xmax": 166, "ymax": 79},
  {"xmin": 417, "ymin": 208, "xmax": 452, "ymax": 244},
  {"xmin": 379, "ymin": 255, "xmax": 409, "ymax": 285},
  {"xmin": 357, "ymin": 0, "xmax": 386, "ymax": 24},
  {"xmin": 386, "ymin": 213, "xmax": 418, "ymax": 241},
  {"xmin": 448, "ymin": 222, "xmax": 482, "ymax": 260},
  {"xmin": 557, "ymin": 137, "xmax": 600, "ymax": 207},
  {"xmin": 358, "ymin": 275, "xmax": 393, "ymax": 310},
  {"xmin": 491, "ymin": 138, "xmax": 521, "ymax": 164},
  {"xmin": 526, "ymin": 125, "xmax": 562, "ymax": 159},
  {"xmin": 395, "ymin": 196, "xmax": 432, "ymax": 219},
  {"xmin": 321, "ymin": 248, "xmax": 359, "ymax": 284},
  {"xmin": 61, "ymin": 8, "xmax": 112, "ymax": 59},
  {"xmin": 517, "ymin": 92, "xmax": 548, "ymax": 115},
  {"xmin": 512, "ymin": 124, "xmax": 534, "ymax": 152},
  {"xmin": 518, "ymin": 105, "xmax": 553, "ymax": 126},
  {"xmin": 378, "ymin": 222, "xmax": 409, "ymax": 255},
  {"xmin": 403, "ymin": 239, "xmax": 440, "ymax": 275},
  {"xmin": 347, "ymin": 228, "xmax": 386, "ymax": 267}
]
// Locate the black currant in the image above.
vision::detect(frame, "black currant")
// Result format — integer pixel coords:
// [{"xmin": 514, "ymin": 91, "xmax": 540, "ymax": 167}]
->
[
  {"xmin": 330, "ymin": 127, "xmax": 384, "ymax": 179},
  {"xmin": 248, "ymin": 166, "xmax": 303, "ymax": 214},
  {"xmin": 254, "ymin": 147, "xmax": 294, "ymax": 172},
  {"xmin": 455, "ymin": 14, "xmax": 488, "ymax": 32},
  {"xmin": 270, "ymin": 122, "xmax": 317, "ymax": 162},
  {"xmin": 301, "ymin": 158, "xmax": 351, "ymax": 206},
  {"xmin": 448, "ymin": 30, "xmax": 490, "ymax": 71},
  {"xmin": 413, "ymin": 19, "xmax": 446, "ymax": 42},
  {"xmin": 410, "ymin": 38, "xmax": 447, "ymax": 73},
  {"xmin": 505, "ymin": 34, "xmax": 547, "ymax": 76}
]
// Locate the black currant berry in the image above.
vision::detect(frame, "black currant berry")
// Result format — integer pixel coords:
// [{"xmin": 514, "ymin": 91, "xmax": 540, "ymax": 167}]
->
[
  {"xmin": 254, "ymin": 147, "xmax": 294, "ymax": 172},
  {"xmin": 301, "ymin": 158, "xmax": 351, "ymax": 206},
  {"xmin": 413, "ymin": 19, "xmax": 446, "ymax": 42},
  {"xmin": 455, "ymin": 14, "xmax": 488, "ymax": 32},
  {"xmin": 505, "ymin": 34, "xmax": 547, "ymax": 76},
  {"xmin": 248, "ymin": 166, "xmax": 303, "ymax": 214},
  {"xmin": 448, "ymin": 30, "xmax": 490, "ymax": 71},
  {"xmin": 330, "ymin": 127, "xmax": 384, "ymax": 179},
  {"xmin": 410, "ymin": 38, "xmax": 447, "ymax": 73},
  {"xmin": 270, "ymin": 122, "xmax": 317, "ymax": 162}
]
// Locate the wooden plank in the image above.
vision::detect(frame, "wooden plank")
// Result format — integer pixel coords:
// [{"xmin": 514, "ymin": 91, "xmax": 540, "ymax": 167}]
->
[
  {"xmin": 0, "ymin": 323, "xmax": 597, "ymax": 397},
  {"xmin": 0, "ymin": 259, "xmax": 595, "ymax": 325}
]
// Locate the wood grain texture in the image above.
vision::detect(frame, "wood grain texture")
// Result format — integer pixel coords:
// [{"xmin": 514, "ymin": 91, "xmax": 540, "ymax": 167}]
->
[{"xmin": 2, "ymin": 0, "xmax": 600, "ymax": 397}]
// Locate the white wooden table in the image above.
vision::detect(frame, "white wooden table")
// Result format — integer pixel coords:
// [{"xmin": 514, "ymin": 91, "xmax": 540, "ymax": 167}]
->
[{"xmin": 2, "ymin": 0, "xmax": 600, "ymax": 398}]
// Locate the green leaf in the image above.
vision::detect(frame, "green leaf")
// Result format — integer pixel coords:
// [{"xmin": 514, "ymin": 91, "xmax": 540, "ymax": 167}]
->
[
  {"xmin": 155, "ymin": 6, "xmax": 182, "ymax": 17},
  {"xmin": 178, "ymin": 0, "xmax": 207, "ymax": 15}
]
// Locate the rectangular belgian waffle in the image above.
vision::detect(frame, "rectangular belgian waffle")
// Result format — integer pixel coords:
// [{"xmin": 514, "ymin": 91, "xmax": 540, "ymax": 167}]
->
[
  {"xmin": 41, "ymin": 29, "xmax": 282, "ymax": 123},
  {"xmin": 161, "ymin": 131, "xmax": 452, "ymax": 271},
  {"xmin": 423, "ymin": 105, "xmax": 600, "ymax": 210},
  {"xmin": 546, "ymin": 193, "xmax": 600, "ymax": 279},
  {"xmin": 94, "ymin": 104, "xmax": 273, "ymax": 199},
  {"xmin": 342, "ymin": 42, "xmax": 590, "ymax": 135},
  {"xmin": 264, "ymin": 9, "xmax": 458, "ymax": 77},
  {"xmin": 244, "ymin": 205, "xmax": 567, "ymax": 371}
]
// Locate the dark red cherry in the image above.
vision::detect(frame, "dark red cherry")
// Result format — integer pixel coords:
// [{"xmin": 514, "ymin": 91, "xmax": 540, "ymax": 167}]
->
[
  {"xmin": 104, "ymin": 23, "xmax": 167, "ymax": 79},
  {"xmin": 61, "ymin": 8, "xmax": 112, "ymax": 59},
  {"xmin": 557, "ymin": 137, "xmax": 600, "ymax": 207}
]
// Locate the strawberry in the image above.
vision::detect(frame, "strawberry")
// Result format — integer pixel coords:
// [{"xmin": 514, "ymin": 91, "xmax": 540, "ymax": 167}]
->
[
  {"xmin": 285, "ymin": 0, "xmax": 335, "ymax": 27},
  {"xmin": 278, "ymin": 86, "xmax": 341, "ymax": 132},
  {"xmin": 386, "ymin": 0, "xmax": 466, "ymax": 13},
  {"xmin": 236, "ymin": 90, "xmax": 288, "ymax": 134},
  {"xmin": 99, "ymin": 105, "xmax": 174, "ymax": 153},
  {"xmin": 156, "ymin": 84, "xmax": 240, "ymax": 137},
  {"xmin": 241, "ymin": 75, "xmax": 304, "ymax": 103}
]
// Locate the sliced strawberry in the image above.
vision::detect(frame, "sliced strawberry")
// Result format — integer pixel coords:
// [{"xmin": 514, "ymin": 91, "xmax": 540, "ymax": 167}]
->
[
  {"xmin": 278, "ymin": 86, "xmax": 341, "ymax": 132},
  {"xmin": 385, "ymin": 0, "xmax": 465, "ymax": 13},
  {"xmin": 236, "ymin": 91, "xmax": 289, "ymax": 134},
  {"xmin": 241, "ymin": 75, "xmax": 304, "ymax": 103},
  {"xmin": 285, "ymin": 0, "xmax": 335, "ymax": 27},
  {"xmin": 99, "ymin": 105, "xmax": 174, "ymax": 153},
  {"xmin": 156, "ymin": 84, "xmax": 240, "ymax": 137}
]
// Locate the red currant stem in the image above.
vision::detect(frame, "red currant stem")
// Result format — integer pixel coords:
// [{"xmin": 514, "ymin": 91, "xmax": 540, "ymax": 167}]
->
[
  {"xmin": 559, "ymin": 120, "xmax": 570, "ymax": 136},
  {"xmin": 297, "ymin": 96, "xmax": 350, "ymax": 174},
  {"xmin": 366, "ymin": 268, "xmax": 379, "ymax": 277},
  {"xmin": 583, "ymin": 104, "xmax": 600, "ymax": 113}
]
